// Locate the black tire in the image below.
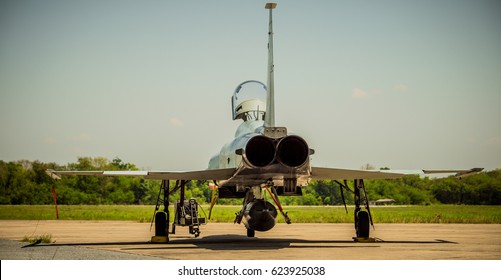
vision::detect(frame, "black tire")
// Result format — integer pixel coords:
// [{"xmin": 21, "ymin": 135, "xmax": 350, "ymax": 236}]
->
[
  {"xmin": 155, "ymin": 212, "xmax": 167, "ymax": 236},
  {"xmin": 357, "ymin": 211, "xmax": 370, "ymax": 238},
  {"xmin": 247, "ymin": 228, "xmax": 255, "ymax": 237}
]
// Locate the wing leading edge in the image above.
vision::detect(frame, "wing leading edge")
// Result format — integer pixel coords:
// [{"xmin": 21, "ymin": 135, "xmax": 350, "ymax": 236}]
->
[
  {"xmin": 46, "ymin": 168, "xmax": 237, "ymax": 181},
  {"xmin": 47, "ymin": 167, "xmax": 482, "ymax": 181},
  {"xmin": 311, "ymin": 167, "xmax": 483, "ymax": 180}
]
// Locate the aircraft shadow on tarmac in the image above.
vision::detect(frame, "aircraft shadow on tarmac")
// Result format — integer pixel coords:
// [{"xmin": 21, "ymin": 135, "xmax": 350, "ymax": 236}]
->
[
  {"xmin": 23, "ymin": 235, "xmax": 457, "ymax": 251},
  {"xmin": 161, "ymin": 235, "xmax": 374, "ymax": 250}
]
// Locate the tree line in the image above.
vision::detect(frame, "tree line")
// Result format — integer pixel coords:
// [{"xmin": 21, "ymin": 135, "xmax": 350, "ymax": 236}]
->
[{"xmin": 0, "ymin": 157, "xmax": 499, "ymax": 205}]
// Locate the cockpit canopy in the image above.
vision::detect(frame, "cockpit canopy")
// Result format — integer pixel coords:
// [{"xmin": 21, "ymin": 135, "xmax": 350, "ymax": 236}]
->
[{"xmin": 232, "ymin": 80, "xmax": 267, "ymax": 122}]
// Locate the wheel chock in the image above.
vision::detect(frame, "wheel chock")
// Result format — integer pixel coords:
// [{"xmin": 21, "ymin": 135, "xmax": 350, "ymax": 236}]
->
[
  {"xmin": 353, "ymin": 237, "xmax": 377, "ymax": 243},
  {"xmin": 151, "ymin": 236, "xmax": 169, "ymax": 243}
]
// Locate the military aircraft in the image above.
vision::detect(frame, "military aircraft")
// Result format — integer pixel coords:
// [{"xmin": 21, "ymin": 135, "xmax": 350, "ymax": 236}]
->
[{"xmin": 47, "ymin": 3, "xmax": 482, "ymax": 242}]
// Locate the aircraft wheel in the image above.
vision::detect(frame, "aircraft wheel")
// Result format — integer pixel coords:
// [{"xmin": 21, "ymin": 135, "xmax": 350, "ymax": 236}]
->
[
  {"xmin": 247, "ymin": 228, "xmax": 255, "ymax": 237},
  {"xmin": 155, "ymin": 212, "xmax": 167, "ymax": 236},
  {"xmin": 357, "ymin": 211, "xmax": 370, "ymax": 238}
]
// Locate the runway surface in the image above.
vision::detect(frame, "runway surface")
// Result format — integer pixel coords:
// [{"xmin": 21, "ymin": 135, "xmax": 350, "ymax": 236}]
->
[{"xmin": 0, "ymin": 220, "xmax": 500, "ymax": 260}]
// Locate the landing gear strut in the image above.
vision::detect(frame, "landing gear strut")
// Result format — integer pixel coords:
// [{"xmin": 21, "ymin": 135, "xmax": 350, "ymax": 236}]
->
[
  {"xmin": 151, "ymin": 180, "xmax": 206, "ymax": 243},
  {"xmin": 335, "ymin": 179, "xmax": 374, "ymax": 241},
  {"xmin": 354, "ymin": 179, "xmax": 374, "ymax": 240},
  {"xmin": 151, "ymin": 179, "xmax": 170, "ymax": 243}
]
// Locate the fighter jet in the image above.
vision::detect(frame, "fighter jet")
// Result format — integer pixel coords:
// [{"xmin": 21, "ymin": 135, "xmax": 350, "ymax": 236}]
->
[{"xmin": 47, "ymin": 3, "xmax": 482, "ymax": 242}]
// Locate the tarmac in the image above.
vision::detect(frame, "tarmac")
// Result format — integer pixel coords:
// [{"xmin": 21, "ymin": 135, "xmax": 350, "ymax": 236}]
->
[{"xmin": 0, "ymin": 220, "xmax": 500, "ymax": 260}]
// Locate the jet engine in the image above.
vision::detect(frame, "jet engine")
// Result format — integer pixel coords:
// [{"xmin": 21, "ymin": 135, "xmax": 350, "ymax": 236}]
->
[
  {"xmin": 242, "ymin": 199, "xmax": 278, "ymax": 231},
  {"xmin": 241, "ymin": 134, "xmax": 310, "ymax": 169},
  {"xmin": 276, "ymin": 135, "xmax": 309, "ymax": 168},
  {"xmin": 242, "ymin": 135, "xmax": 276, "ymax": 167}
]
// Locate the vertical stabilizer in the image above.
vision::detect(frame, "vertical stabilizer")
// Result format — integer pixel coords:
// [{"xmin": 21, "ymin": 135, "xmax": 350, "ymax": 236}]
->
[{"xmin": 264, "ymin": 3, "xmax": 277, "ymax": 128}]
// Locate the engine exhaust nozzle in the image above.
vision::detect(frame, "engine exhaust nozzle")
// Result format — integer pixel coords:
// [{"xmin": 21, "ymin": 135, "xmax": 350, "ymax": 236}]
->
[
  {"xmin": 244, "ymin": 135, "xmax": 276, "ymax": 168},
  {"xmin": 276, "ymin": 135, "xmax": 309, "ymax": 168}
]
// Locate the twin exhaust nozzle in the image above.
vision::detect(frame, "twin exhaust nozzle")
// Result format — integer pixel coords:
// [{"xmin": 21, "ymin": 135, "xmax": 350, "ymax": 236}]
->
[{"xmin": 240, "ymin": 135, "xmax": 310, "ymax": 168}]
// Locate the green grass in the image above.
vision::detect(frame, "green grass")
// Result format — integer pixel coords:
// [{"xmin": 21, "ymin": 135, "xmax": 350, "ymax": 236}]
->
[
  {"xmin": 0, "ymin": 205, "xmax": 499, "ymax": 224},
  {"xmin": 0, "ymin": 205, "xmax": 154, "ymax": 222}
]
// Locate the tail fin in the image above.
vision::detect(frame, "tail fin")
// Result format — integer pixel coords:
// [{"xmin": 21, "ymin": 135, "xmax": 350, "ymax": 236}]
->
[{"xmin": 264, "ymin": 3, "xmax": 277, "ymax": 127}]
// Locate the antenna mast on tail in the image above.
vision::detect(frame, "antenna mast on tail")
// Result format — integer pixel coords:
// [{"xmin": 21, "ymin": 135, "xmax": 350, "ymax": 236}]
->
[{"xmin": 264, "ymin": 3, "xmax": 277, "ymax": 128}]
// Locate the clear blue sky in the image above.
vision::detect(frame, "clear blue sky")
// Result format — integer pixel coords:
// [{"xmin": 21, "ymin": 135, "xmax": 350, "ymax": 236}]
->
[{"xmin": 1, "ymin": 0, "xmax": 500, "ymax": 171}]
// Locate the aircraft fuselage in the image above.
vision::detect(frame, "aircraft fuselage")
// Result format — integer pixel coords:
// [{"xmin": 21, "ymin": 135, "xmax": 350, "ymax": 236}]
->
[{"xmin": 207, "ymin": 88, "xmax": 312, "ymax": 233}]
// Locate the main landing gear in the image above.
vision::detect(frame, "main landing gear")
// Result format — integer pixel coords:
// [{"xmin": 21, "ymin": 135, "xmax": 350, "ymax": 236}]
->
[
  {"xmin": 335, "ymin": 179, "xmax": 375, "ymax": 242},
  {"xmin": 150, "ymin": 180, "xmax": 206, "ymax": 243}
]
